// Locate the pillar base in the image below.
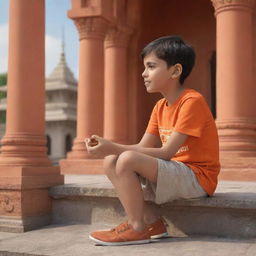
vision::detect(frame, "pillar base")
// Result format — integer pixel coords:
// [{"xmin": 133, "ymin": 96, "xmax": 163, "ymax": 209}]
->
[
  {"xmin": 216, "ymin": 119, "xmax": 256, "ymax": 180},
  {"xmin": 219, "ymin": 155, "xmax": 256, "ymax": 181},
  {"xmin": 0, "ymin": 215, "xmax": 51, "ymax": 233},
  {"xmin": 0, "ymin": 166, "xmax": 64, "ymax": 189},
  {"xmin": 219, "ymin": 168, "xmax": 256, "ymax": 181},
  {"xmin": 217, "ymin": 119, "xmax": 256, "ymax": 156},
  {"xmin": 0, "ymin": 166, "xmax": 64, "ymax": 233},
  {"xmin": 60, "ymin": 159, "xmax": 104, "ymax": 174}
]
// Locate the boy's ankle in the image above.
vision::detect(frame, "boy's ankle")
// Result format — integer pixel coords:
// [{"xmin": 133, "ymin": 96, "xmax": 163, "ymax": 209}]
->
[
  {"xmin": 144, "ymin": 215, "xmax": 159, "ymax": 225},
  {"xmin": 128, "ymin": 220, "xmax": 146, "ymax": 232}
]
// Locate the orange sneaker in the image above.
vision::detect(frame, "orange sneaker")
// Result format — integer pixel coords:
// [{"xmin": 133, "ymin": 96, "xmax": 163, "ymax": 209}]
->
[
  {"xmin": 147, "ymin": 217, "xmax": 169, "ymax": 239},
  {"xmin": 89, "ymin": 217, "xmax": 169, "ymax": 246}
]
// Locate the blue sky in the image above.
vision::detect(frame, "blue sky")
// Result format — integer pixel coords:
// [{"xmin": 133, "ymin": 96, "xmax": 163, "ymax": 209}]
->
[{"xmin": 0, "ymin": 0, "xmax": 79, "ymax": 78}]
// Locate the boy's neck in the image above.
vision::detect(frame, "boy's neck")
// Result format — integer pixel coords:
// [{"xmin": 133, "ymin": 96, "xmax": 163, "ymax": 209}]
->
[{"xmin": 163, "ymin": 83, "xmax": 185, "ymax": 106}]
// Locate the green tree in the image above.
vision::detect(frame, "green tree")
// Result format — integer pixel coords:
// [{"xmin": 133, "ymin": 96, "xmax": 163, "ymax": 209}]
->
[
  {"xmin": 0, "ymin": 73, "xmax": 7, "ymax": 87},
  {"xmin": 0, "ymin": 73, "xmax": 7, "ymax": 124}
]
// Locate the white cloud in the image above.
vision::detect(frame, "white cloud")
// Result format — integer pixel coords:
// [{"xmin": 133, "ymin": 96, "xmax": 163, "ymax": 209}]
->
[
  {"xmin": 0, "ymin": 23, "xmax": 8, "ymax": 74},
  {"xmin": 0, "ymin": 23, "xmax": 61, "ymax": 76}
]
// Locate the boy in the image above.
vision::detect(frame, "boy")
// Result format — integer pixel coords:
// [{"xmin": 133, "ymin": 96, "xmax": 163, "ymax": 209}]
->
[{"xmin": 85, "ymin": 35, "xmax": 220, "ymax": 246}]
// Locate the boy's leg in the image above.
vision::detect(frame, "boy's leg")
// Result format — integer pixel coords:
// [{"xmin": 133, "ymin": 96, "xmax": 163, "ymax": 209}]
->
[{"xmin": 103, "ymin": 151, "xmax": 159, "ymax": 231}]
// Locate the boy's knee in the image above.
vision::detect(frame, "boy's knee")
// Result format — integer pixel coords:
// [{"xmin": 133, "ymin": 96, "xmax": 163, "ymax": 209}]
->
[
  {"xmin": 103, "ymin": 155, "xmax": 119, "ymax": 176},
  {"xmin": 116, "ymin": 151, "xmax": 137, "ymax": 174}
]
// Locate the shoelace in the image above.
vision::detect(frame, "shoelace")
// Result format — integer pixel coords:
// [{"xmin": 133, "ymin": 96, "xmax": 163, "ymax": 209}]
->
[
  {"xmin": 115, "ymin": 222, "xmax": 131, "ymax": 234},
  {"xmin": 109, "ymin": 221, "xmax": 128, "ymax": 232}
]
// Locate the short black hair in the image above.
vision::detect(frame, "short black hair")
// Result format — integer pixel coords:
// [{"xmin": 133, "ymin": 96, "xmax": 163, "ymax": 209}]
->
[{"xmin": 141, "ymin": 35, "xmax": 195, "ymax": 85}]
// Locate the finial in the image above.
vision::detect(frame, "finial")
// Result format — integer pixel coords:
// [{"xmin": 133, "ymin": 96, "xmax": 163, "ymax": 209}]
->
[{"xmin": 61, "ymin": 25, "xmax": 65, "ymax": 54}]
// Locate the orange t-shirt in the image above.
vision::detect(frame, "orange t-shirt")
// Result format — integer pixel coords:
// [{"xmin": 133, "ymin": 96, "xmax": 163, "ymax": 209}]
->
[{"xmin": 146, "ymin": 88, "xmax": 220, "ymax": 196}]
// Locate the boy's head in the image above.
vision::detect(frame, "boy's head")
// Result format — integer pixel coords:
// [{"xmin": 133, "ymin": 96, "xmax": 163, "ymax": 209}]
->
[{"xmin": 141, "ymin": 36, "xmax": 195, "ymax": 85}]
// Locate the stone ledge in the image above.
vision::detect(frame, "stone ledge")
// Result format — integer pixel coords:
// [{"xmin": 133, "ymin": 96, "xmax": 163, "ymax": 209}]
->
[
  {"xmin": 49, "ymin": 175, "xmax": 256, "ymax": 210},
  {"xmin": 49, "ymin": 175, "xmax": 256, "ymax": 239}
]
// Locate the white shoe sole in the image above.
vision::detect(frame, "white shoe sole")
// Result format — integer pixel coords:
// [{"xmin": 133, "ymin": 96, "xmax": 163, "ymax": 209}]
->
[
  {"xmin": 89, "ymin": 232, "xmax": 169, "ymax": 246},
  {"xmin": 89, "ymin": 235, "xmax": 151, "ymax": 246},
  {"xmin": 150, "ymin": 232, "xmax": 169, "ymax": 239}
]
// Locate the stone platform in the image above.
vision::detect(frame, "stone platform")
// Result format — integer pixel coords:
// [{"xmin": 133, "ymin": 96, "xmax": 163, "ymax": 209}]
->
[
  {"xmin": 0, "ymin": 175, "xmax": 256, "ymax": 255},
  {"xmin": 49, "ymin": 175, "xmax": 256, "ymax": 239}
]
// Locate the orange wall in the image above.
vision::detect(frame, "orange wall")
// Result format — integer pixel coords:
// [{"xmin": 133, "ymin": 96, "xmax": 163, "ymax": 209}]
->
[{"xmin": 128, "ymin": 0, "xmax": 216, "ymax": 142}]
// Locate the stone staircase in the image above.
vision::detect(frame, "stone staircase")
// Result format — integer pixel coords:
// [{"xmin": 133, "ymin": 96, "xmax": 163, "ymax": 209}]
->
[{"xmin": 0, "ymin": 174, "xmax": 256, "ymax": 256}]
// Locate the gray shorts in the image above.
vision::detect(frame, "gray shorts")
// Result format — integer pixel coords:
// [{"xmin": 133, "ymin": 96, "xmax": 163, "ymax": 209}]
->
[{"xmin": 140, "ymin": 159, "xmax": 208, "ymax": 204}]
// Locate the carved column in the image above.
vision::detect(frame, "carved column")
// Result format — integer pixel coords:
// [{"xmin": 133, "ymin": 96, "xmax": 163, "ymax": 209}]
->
[
  {"xmin": 0, "ymin": 0, "xmax": 63, "ymax": 232},
  {"xmin": 68, "ymin": 17, "xmax": 107, "ymax": 159},
  {"xmin": 211, "ymin": 0, "xmax": 256, "ymax": 180},
  {"xmin": 104, "ymin": 27, "xmax": 131, "ymax": 144},
  {"xmin": 60, "ymin": 1, "xmax": 110, "ymax": 174}
]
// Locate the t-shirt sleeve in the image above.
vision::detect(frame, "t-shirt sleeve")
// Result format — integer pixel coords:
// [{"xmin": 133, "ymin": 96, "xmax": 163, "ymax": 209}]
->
[
  {"xmin": 174, "ymin": 97, "xmax": 207, "ymax": 137},
  {"xmin": 146, "ymin": 102, "xmax": 159, "ymax": 136}
]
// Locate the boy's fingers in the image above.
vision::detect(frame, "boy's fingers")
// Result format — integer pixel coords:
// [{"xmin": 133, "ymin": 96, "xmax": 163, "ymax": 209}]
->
[
  {"xmin": 91, "ymin": 135, "xmax": 100, "ymax": 141},
  {"xmin": 88, "ymin": 135, "xmax": 99, "ymax": 146},
  {"xmin": 84, "ymin": 138, "xmax": 98, "ymax": 148}
]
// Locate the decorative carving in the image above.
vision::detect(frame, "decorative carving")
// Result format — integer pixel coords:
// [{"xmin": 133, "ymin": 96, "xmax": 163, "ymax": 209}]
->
[
  {"xmin": 211, "ymin": 0, "xmax": 255, "ymax": 14},
  {"xmin": 74, "ymin": 17, "xmax": 109, "ymax": 40},
  {"xmin": 0, "ymin": 195, "xmax": 14, "ymax": 213},
  {"xmin": 104, "ymin": 26, "xmax": 133, "ymax": 48}
]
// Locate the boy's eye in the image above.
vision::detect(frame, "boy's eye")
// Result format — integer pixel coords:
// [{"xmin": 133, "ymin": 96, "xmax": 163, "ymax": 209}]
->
[{"xmin": 148, "ymin": 65, "xmax": 155, "ymax": 69}]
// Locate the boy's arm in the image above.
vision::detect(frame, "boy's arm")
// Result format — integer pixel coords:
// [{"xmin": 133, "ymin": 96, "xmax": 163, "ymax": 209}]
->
[
  {"xmin": 86, "ymin": 132, "xmax": 187, "ymax": 159},
  {"xmin": 113, "ymin": 133, "xmax": 162, "ymax": 151},
  {"xmin": 100, "ymin": 133, "xmax": 161, "ymax": 153},
  {"xmin": 112, "ymin": 131, "xmax": 188, "ymax": 160},
  {"xmin": 86, "ymin": 133, "xmax": 161, "ymax": 157}
]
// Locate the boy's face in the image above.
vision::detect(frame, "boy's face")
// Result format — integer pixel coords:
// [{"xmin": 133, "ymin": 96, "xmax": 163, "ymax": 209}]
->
[{"xmin": 142, "ymin": 52, "xmax": 176, "ymax": 93}]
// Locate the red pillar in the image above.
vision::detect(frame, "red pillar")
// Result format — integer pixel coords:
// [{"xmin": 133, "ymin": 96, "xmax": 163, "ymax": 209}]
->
[
  {"xmin": 211, "ymin": 0, "xmax": 256, "ymax": 180},
  {"xmin": 104, "ymin": 27, "xmax": 132, "ymax": 144},
  {"xmin": 60, "ymin": 1, "xmax": 110, "ymax": 174},
  {"xmin": 0, "ymin": 0, "xmax": 63, "ymax": 232}
]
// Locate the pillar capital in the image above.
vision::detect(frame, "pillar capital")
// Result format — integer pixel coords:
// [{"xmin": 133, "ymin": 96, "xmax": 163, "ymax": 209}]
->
[
  {"xmin": 104, "ymin": 26, "xmax": 133, "ymax": 49},
  {"xmin": 74, "ymin": 17, "xmax": 109, "ymax": 40},
  {"xmin": 211, "ymin": 0, "xmax": 255, "ymax": 14}
]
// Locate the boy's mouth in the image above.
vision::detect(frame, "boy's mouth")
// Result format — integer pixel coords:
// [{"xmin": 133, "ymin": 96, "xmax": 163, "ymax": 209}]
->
[{"xmin": 144, "ymin": 81, "xmax": 151, "ymax": 86}]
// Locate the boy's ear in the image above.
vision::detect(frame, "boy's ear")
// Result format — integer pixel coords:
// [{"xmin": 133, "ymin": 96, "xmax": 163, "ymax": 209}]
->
[{"xmin": 171, "ymin": 64, "xmax": 182, "ymax": 78}]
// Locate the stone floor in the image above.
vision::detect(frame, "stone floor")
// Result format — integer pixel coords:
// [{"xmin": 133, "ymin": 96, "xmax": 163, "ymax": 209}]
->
[{"xmin": 0, "ymin": 223, "xmax": 255, "ymax": 256}]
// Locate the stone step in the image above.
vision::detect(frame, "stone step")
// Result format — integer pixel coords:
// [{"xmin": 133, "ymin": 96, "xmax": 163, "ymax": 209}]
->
[
  {"xmin": 49, "ymin": 175, "xmax": 256, "ymax": 239},
  {"xmin": 0, "ymin": 224, "xmax": 255, "ymax": 256}
]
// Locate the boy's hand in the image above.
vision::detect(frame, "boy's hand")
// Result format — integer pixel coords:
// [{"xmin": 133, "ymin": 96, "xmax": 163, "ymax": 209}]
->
[
  {"xmin": 86, "ymin": 137, "xmax": 99, "ymax": 147},
  {"xmin": 84, "ymin": 135, "xmax": 116, "ymax": 158}
]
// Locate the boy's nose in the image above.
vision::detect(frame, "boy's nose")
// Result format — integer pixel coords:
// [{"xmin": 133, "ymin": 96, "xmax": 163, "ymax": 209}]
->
[{"xmin": 142, "ymin": 69, "xmax": 148, "ymax": 78}]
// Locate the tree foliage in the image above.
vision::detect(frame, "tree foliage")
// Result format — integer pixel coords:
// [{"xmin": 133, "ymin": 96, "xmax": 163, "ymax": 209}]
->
[
  {"xmin": 0, "ymin": 73, "xmax": 7, "ymax": 124},
  {"xmin": 0, "ymin": 73, "xmax": 7, "ymax": 86}
]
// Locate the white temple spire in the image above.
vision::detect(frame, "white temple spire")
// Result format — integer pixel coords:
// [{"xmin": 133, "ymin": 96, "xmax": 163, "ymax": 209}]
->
[{"xmin": 61, "ymin": 25, "xmax": 65, "ymax": 55}]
